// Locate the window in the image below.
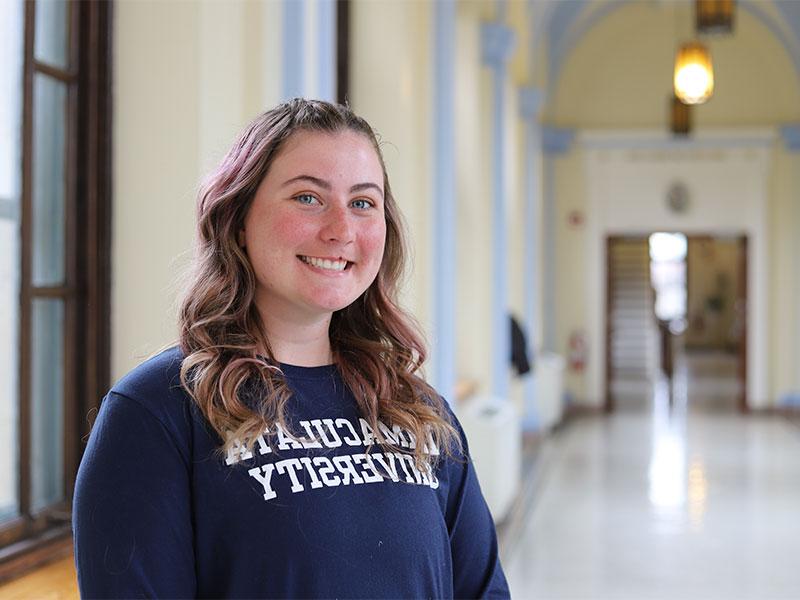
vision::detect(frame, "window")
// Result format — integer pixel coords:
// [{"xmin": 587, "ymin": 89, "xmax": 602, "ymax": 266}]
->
[
  {"xmin": 649, "ymin": 232, "xmax": 688, "ymax": 328},
  {"xmin": 0, "ymin": 0, "xmax": 110, "ymax": 579}
]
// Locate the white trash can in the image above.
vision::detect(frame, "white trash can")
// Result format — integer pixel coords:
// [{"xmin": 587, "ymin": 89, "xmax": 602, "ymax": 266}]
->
[{"xmin": 535, "ymin": 352, "xmax": 565, "ymax": 431}]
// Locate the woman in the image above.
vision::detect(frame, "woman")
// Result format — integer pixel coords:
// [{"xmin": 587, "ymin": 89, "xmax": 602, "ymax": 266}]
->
[{"xmin": 73, "ymin": 98, "xmax": 509, "ymax": 599}]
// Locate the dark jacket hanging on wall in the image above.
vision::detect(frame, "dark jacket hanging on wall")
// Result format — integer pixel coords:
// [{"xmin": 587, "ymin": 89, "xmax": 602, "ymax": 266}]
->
[{"xmin": 510, "ymin": 314, "xmax": 531, "ymax": 376}]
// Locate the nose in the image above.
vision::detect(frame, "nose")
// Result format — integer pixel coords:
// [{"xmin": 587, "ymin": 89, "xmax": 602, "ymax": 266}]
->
[{"xmin": 320, "ymin": 203, "xmax": 355, "ymax": 244}]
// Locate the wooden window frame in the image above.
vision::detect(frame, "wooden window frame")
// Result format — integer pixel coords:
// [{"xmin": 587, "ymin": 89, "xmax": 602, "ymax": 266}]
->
[
  {"xmin": 336, "ymin": 0, "xmax": 350, "ymax": 105},
  {"xmin": 0, "ymin": 0, "xmax": 111, "ymax": 582}
]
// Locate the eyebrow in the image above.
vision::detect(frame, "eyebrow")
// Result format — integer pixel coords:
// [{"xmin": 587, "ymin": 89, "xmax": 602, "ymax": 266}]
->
[{"xmin": 282, "ymin": 175, "xmax": 383, "ymax": 196}]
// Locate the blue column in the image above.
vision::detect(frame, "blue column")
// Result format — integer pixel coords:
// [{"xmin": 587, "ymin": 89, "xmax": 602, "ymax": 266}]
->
[
  {"xmin": 282, "ymin": 0, "xmax": 305, "ymax": 100},
  {"xmin": 317, "ymin": 0, "xmax": 336, "ymax": 102},
  {"xmin": 781, "ymin": 123, "xmax": 800, "ymax": 149},
  {"xmin": 481, "ymin": 18, "xmax": 516, "ymax": 400},
  {"xmin": 432, "ymin": 0, "xmax": 456, "ymax": 402},
  {"xmin": 780, "ymin": 124, "xmax": 800, "ymax": 406},
  {"xmin": 541, "ymin": 126, "xmax": 574, "ymax": 352},
  {"xmin": 519, "ymin": 87, "xmax": 544, "ymax": 430}
]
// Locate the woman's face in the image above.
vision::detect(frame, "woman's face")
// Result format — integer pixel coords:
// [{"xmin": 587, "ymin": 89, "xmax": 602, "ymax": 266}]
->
[{"xmin": 242, "ymin": 129, "xmax": 387, "ymax": 324}]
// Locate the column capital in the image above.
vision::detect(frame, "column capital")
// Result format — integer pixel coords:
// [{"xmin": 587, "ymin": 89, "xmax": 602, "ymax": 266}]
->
[
  {"xmin": 481, "ymin": 22, "xmax": 516, "ymax": 68},
  {"xmin": 781, "ymin": 124, "xmax": 800, "ymax": 152},
  {"xmin": 542, "ymin": 126, "xmax": 575, "ymax": 154},
  {"xmin": 519, "ymin": 87, "xmax": 544, "ymax": 120}
]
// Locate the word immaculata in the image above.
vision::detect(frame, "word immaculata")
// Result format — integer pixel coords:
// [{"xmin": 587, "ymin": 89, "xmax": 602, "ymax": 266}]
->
[{"xmin": 226, "ymin": 417, "xmax": 441, "ymax": 502}]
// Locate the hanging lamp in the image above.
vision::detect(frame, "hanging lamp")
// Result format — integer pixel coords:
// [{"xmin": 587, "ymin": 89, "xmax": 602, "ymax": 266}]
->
[
  {"xmin": 674, "ymin": 41, "xmax": 714, "ymax": 104},
  {"xmin": 696, "ymin": 0, "xmax": 735, "ymax": 34},
  {"xmin": 670, "ymin": 94, "xmax": 691, "ymax": 136}
]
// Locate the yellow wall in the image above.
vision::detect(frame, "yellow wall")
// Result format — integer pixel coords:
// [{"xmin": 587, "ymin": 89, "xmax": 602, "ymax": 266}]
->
[
  {"xmin": 553, "ymin": 147, "xmax": 588, "ymax": 400},
  {"xmin": 454, "ymin": 2, "xmax": 493, "ymax": 395},
  {"xmin": 112, "ymin": 0, "xmax": 283, "ymax": 379},
  {"xmin": 769, "ymin": 143, "xmax": 799, "ymax": 399},
  {"xmin": 113, "ymin": 0, "xmax": 201, "ymax": 379},
  {"xmin": 349, "ymin": 0, "xmax": 434, "ymax": 372}
]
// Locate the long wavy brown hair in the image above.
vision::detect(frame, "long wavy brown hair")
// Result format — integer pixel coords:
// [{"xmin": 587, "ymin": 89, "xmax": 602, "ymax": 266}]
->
[{"xmin": 178, "ymin": 98, "xmax": 459, "ymax": 469}]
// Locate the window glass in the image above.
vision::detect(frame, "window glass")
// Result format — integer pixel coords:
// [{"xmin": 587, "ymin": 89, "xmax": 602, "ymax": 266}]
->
[
  {"xmin": 32, "ymin": 73, "xmax": 66, "ymax": 287},
  {"xmin": 34, "ymin": 0, "xmax": 69, "ymax": 70},
  {"xmin": 0, "ymin": 0, "xmax": 24, "ymax": 524},
  {"xmin": 0, "ymin": 221, "xmax": 20, "ymax": 522},
  {"xmin": 30, "ymin": 298, "xmax": 65, "ymax": 513},
  {"xmin": 649, "ymin": 232, "xmax": 688, "ymax": 323}
]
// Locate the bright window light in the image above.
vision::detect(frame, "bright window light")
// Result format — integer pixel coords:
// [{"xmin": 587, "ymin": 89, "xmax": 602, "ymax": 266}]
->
[
  {"xmin": 649, "ymin": 232, "xmax": 687, "ymax": 263},
  {"xmin": 649, "ymin": 233, "xmax": 687, "ymax": 322}
]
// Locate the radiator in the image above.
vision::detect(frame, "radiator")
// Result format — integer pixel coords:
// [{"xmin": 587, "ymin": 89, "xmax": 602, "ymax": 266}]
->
[{"xmin": 455, "ymin": 397, "xmax": 521, "ymax": 522}]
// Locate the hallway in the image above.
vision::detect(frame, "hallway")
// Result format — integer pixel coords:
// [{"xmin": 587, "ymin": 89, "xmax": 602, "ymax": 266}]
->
[{"xmin": 503, "ymin": 353, "xmax": 800, "ymax": 599}]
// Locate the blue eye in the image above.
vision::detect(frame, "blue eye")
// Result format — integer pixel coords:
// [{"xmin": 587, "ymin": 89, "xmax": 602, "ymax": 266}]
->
[
  {"xmin": 294, "ymin": 194, "xmax": 318, "ymax": 205},
  {"xmin": 352, "ymin": 199, "xmax": 373, "ymax": 210}
]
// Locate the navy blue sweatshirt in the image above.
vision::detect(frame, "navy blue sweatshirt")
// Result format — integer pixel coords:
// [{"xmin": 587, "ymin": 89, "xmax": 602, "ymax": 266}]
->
[{"xmin": 73, "ymin": 347, "xmax": 510, "ymax": 598}]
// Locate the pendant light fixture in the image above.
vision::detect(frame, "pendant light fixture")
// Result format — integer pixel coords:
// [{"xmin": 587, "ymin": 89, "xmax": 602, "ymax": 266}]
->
[
  {"xmin": 674, "ymin": 41, "xmax": 714, "ymax": 104},
  {"xmin": 696, "ymin": 0, "xmax": 735, "ymax": 34},
  {"xmin": 670, "ymin": 94, "xmax": 691, "ymax": 136}
]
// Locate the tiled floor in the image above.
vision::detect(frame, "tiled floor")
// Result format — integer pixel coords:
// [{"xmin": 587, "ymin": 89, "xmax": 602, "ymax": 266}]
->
[{"xmin": 503, "ymin": 351, "xmax": 800, "ymax": 600}]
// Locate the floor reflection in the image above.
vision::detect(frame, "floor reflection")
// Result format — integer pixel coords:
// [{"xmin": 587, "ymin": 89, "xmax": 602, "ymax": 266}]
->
[{"xmin": 502, "ymin": 349, "xmax": 800, "ymax": 600}]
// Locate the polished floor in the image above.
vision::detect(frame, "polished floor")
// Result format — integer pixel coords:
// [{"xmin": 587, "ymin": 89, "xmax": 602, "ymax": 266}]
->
[{"xmin": 503, "ymin": 351, "xmax": 800, "ymax": 599}]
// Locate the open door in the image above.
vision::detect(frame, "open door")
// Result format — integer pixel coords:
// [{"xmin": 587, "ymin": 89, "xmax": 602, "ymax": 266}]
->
[{"xmin": 684, "ymin": 234, "xmax": 748, "ymax": 412}]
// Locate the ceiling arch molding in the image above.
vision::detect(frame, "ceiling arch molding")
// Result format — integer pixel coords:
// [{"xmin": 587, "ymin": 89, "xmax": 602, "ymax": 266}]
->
[{"xmin": 543, "ymin": 0, "xmax": 800, "ymax": 97}]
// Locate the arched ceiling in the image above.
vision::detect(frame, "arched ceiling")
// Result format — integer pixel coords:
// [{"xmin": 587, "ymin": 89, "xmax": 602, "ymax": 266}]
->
[
  {"xmin": 540, "ymin": 0, "xmax": 800, "ymax": 90},
  {"xmin": 527, "ymin": 0, "xmax": 800, "ymax": 127}
]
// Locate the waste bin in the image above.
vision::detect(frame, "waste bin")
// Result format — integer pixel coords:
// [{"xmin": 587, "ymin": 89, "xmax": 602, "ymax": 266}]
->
[{"xmin": 534, "ymin": 352, "xmax": 565, "ymax": 430}]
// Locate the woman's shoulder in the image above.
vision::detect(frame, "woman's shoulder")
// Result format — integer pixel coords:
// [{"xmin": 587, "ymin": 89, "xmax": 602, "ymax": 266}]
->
[{"xmin": 108, "ymin": 345, "xmax": 190, "ymax": 420}]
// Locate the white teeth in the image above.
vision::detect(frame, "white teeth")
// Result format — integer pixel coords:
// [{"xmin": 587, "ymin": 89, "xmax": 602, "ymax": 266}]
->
[{"xmin": 300, "ymin": 256, "xmax": 348, "ymax": 271}]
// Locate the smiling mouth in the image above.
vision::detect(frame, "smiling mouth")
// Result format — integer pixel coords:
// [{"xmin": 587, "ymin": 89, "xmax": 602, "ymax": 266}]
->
[{"xmin": 298, "ymin": 255, "xmax": 353, "ymax": 272}]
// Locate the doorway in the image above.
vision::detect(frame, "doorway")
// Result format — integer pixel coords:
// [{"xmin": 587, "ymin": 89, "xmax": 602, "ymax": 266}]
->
[
  {"xmin": 683, "ymin": 235, "xmax": 748, "ymax": 412},
  {"xmin": 605, "ymin": 234, "xmax": 747, "ymax": 412}
]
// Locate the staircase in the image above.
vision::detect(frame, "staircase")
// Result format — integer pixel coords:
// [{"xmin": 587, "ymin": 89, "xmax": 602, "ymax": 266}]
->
[{"xmin": 608, "ymin": 239, "xmax": 659, "ymax": 397}]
